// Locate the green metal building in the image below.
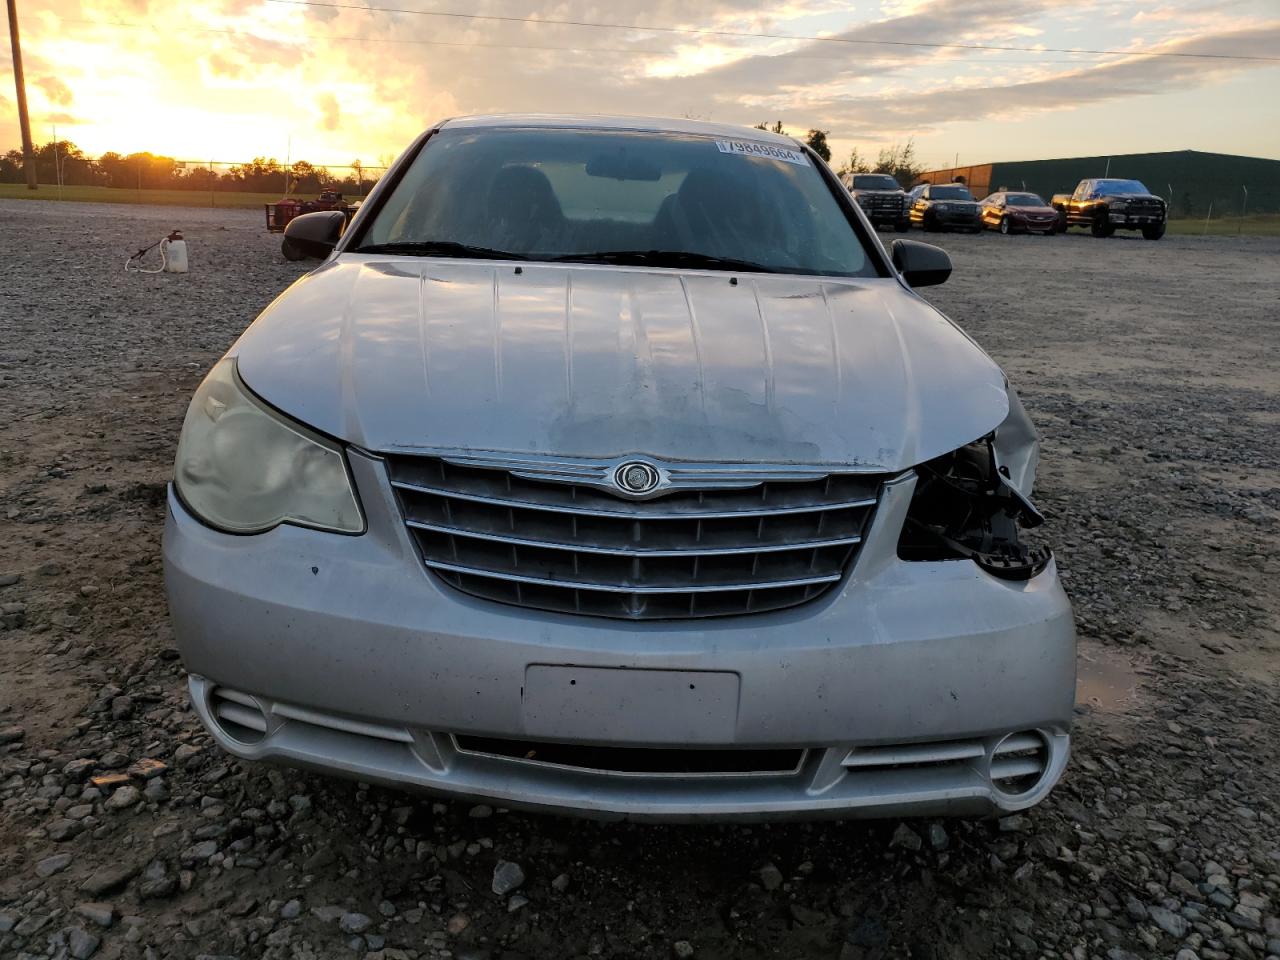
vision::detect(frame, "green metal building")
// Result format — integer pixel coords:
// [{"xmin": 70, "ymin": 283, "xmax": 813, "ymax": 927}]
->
[{"xmin": 916, "ymin": 150, "xmax": 1278, "ymax": 217}]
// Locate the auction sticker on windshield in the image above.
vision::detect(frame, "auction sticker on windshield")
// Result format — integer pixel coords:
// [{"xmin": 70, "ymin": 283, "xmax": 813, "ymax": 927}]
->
[{"xmin": 715, "ymin": 139, "xmax": 810, "ymax": 166}]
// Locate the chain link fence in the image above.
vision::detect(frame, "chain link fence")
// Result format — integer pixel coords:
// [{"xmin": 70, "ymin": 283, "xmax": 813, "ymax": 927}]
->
[{"xmin": 1, "ymin": 150, "xmax": 388, "ymax": 206}]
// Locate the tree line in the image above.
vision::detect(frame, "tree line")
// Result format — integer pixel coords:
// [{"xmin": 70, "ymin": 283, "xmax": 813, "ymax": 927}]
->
[
  {"xmin": 0, "ymin": 141, "xmax": 379, "ymax": 195},
  {"xmin": 755, "ymin": 122, "xmax": 925, "ymax": 187},
  {"xmin": 5, "ymin": 129, "xmax": 928, "ymax": 194}
]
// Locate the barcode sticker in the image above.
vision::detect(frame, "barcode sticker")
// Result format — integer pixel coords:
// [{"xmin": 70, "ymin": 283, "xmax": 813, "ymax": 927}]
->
[{"xmin": 715, "ymin": 140, "xmax": 810, "ymax": 166}]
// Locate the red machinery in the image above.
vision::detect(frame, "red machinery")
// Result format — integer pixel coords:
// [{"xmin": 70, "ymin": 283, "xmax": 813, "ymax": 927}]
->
[{"xmin": 264, "ymin": 191, "xmax": 356, "ymax": 233}]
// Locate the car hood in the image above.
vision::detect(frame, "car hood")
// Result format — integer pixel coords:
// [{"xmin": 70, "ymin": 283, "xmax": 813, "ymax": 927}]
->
[
  {"xmin": 1008, "ymin": 205, "xmax": 1057, "ymax": 215},
  {"xmin": 232, "ymin": 258, "xmax": 1010, "ymax": 471},
  {"xmin": 1103, "ymin": 193, "xmax": 1164, "ymax": 203}
]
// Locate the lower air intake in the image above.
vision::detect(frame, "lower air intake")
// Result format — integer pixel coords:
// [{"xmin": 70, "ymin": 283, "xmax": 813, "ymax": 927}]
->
[
  {"xmin": 989, "ymin": 730, "xmax": 1050, "ymax": 797},
  {"xmin": 209, "ymin": 687, "xmax": 267, "ymax": 745}
]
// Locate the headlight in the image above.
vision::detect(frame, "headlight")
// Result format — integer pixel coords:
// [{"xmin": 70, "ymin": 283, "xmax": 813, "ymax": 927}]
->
[
  {"xmin": 896, "ymin": 437, "xmax": 1050, "ymax": 581},
  {"xmin": 174, "ymin": 358, "xmax": 364, "ymax": 534}
]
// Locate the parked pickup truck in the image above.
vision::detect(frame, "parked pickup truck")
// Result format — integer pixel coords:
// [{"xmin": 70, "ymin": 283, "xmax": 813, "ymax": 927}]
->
[
  {"xmin": 841, "ymin": 172, "xmax": 910, "ymax": 231},
  {"xmin": 1051, "ymin": 179, "xmax": 1167, "ymax": 240}
]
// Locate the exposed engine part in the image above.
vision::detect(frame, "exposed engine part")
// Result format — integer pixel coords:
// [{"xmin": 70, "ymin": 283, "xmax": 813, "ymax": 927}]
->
[{"xmin": 898, "ymin": 438, "xmax": 1051, "ymax": 581}]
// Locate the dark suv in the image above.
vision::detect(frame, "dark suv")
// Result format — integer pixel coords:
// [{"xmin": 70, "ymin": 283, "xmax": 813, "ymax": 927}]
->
[
  {"xmin": 909, "ymin": 184, "xmax": 982, "ymax": 233},
  {"xmin": 843, "ymin": 173, "xmax": 910, "ymax": 231}
]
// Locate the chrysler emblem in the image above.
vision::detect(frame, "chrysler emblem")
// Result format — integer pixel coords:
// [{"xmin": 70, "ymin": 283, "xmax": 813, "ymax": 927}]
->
[{"xmin": 614, "ymin": 461, "xmax": 660, "ymax": 495}]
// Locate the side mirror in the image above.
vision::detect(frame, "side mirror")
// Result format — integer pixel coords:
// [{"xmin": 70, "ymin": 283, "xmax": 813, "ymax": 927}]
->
[
  {"xmin": 891, "ymin": 239, "xmax": 952, "ymax": 288},
  {"xmin": 281, "ymin": 211, "xmax": 346, "ymax": 261}
]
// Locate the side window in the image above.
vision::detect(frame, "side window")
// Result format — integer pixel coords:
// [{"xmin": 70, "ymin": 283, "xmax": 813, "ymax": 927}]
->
[{"xmin": 1073, "ymin": 181, "xmax": 1089, "ymax": 201}]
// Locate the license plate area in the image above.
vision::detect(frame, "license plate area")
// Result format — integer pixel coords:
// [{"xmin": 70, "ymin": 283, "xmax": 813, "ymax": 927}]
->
[{"xmin": 522, "ymin": 666, "xmax": 740, "ymax": 744}]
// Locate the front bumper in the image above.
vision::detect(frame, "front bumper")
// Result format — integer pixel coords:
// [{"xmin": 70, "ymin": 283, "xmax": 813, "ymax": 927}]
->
[
  {"xmin": 164, "ymin": 453, "xmax": 1077, "ymax": 821},
  {"xmin": 932, "ymin": 209, "xmax": 981, "ymax": 228}
]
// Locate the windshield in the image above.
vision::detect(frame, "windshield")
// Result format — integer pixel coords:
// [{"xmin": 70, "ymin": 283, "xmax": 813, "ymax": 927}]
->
[
  {"xmin": 357, "ymin": 127, "xmax": 873, "ymax": 277},
  {"xmin": 930, "ymin": 185, "xmax": 974, "ymax": 201},
  {"xmin": 852, "ymin": 174, "xmax": 900, "ymax": 191},
  {"xmin": 1005, "ymin": 193, "xmax": 1046, "ymax": 206},
  {"xmin": 1094, "ymin": 179, "xmax": 1150, "ymax": 196}
]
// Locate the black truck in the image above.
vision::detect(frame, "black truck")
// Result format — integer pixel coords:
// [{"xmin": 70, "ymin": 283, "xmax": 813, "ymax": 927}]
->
[
  {"xmin": 841, "ymin": 172, "xmax": 910, "ymax": 231},
  {"xmin": 1051, "ymin": 178, "xmax": 1167, "ymax": 240}
]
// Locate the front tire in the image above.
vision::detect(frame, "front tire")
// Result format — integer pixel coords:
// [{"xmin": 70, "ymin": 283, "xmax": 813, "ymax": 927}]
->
[
  {"xmin": 1091, "ymin": 216, "xmax": 1115, "ymax": 238},
  {"xmin": 924, "ymin": 212, "xmax": 941, "ymax": 233},
  {"xmin": 1054, "ymin": 210, "xmax": 1068, "ymax": 233},
  {"xmin": 1142, "ymin": 223, "xmax": 1166, "ymax": 240},
  {"xmin": 894, "ymin": 218, "xmax": 910, "ymax": 233},
  {"xmin": 999, "ymin": 217, "xmax": 1011, "ymax": 235}
]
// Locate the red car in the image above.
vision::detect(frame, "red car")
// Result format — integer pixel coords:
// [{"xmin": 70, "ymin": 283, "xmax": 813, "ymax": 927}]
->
[{"xmin": 979, "ymin": 191, "xmax": 1059, "ymax": 235}]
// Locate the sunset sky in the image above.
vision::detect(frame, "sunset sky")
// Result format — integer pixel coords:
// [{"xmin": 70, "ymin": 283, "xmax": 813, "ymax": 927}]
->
[{"xmin": 3, "ymin": 0, "xmax": 1278, "ymax": 171}]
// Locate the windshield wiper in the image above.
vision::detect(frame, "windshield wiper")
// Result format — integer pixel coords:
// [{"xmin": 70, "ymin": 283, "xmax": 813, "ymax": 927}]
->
[
  {"xmin": 550, "ymin": 250, "xmax": 778, "ymax": 273},
  {"xmin": 352, "ymin": 241, "xmax": 529, "ymax": 261}
]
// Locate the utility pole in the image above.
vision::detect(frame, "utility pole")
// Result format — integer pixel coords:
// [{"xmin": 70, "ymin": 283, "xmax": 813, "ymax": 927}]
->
[{"xmin": 5, "ymin": 0, "xmax": 37, "ymax": 189}]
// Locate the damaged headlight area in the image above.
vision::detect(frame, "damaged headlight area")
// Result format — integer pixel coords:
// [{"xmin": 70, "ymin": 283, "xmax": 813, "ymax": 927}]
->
[{"xmin": 898, "ymin": 438, "xmax": 1051, "ymax": 581}]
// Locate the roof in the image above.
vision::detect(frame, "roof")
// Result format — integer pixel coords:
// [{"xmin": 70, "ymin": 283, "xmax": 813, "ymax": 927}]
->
[{"xmin": 438, "ymin": 114, "xmax": 801, "ymax": 147}]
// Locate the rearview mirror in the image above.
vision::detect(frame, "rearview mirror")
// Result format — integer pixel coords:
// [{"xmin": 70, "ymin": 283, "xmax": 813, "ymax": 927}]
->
[
  {"xmin": 281, "ymin": 211, "xmax": 346, "ymax": 261},
  {"xmin": 891, "ymin": 239, "xmax": 952, "ymax": 288}
]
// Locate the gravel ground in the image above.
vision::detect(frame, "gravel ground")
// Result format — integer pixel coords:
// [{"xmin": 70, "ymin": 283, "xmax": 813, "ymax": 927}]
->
[{"xmin": 1, "ymin": 199, "xmax": 1278, "ymax": 960}]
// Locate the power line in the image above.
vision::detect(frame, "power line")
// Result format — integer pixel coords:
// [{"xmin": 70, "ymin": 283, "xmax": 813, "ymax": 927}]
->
[
  {"xmin": 60, "ymin": 17, "xmax": 1132, "ymax": 66},
  {"xmin": 262, "ymin": 0, "xmax": 1280, "ymax": 63}
]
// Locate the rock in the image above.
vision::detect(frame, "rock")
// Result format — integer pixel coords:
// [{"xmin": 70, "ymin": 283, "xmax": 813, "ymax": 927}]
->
[
  {"xmin": 0, "ymin": 725, "xmax": 26, "ymax": 744},
  {"xmin": 110, "ymin": 696, "xmax": 134, "ymax": 720},
  {"xmin": 138, "ymin": 860, "xmax": 177, "ymax": 900},
  {"xmin": 75, "ymin": 903, "xmax": 114, "ymax": 928},
  {"xmin": 890, "ymin": 823, "xmax": 922, "ymax": 851},
  {"xmin": 551, "ymin": 872, "xmax": 570, "ymax": 893},
  {"xmin": 447, "ymin": 913, "xmax": 470, "ymax": 935},
  {"xmin": 492, "ymin": 859, "xmax": 526, "ymax": 895},
  {"xmin": 999, "ymin": 815, "xmax": 1032, "ymax": 833},
  {"xmin": 280, "ymin": 899, "xmax": 302, "ymax": 920},
  {"xmin": 758, "ymin": 863, "xmax": 784, "ymax": 891},
  {"xmin": 468, "ymin": 804, "xmax": 493, "ymax": 818},
  {"xmin": 81, "ymin": 862, "xmax": 141, "ymax": 896},
  {"xmin": 104, "ymin": 785, "xmax": 141, "ymax": 810},
  {"xmin": 180, "ymin": 839, "xmax": 218, "ymax": 865},
  {"xmin": 14, "ymin": 913, "xmax": 51, "ymax": 936},
  {"xmin": 36, "ymin": 852, "xmax": 74, "ymax": 877},
  {"xmin": 927, "ymin": 823, "xmax": 949, "ymax": 850},
  {"xmin": 174, "ymin": 743, "xmax": 202, "ymax": 765},
  {"xmin": 507, "ymin": 895, "xmax": 528, "ymax": 913},
  {"xmin": 0, "ymin": 573, "xmax": 19, "ymax": 587},
  {"xmin": 63, "ymin": 758, "xmax": 96, "ymax": 782},
  {"xmin": 673, "ymin": 941, "xmax": 695, "ymax": 958},
  {"xmin": 1149, "ymin": 906, "xmax": 1189, "ymax": 938},
  {"xmin": 68, "ymin": 926, "xmax": 101, "ymax": 959},
  {"xmin": 339, "ymin": 912, "xmax": 373, "ymax": 934},
  {"xmin": 48, "ymin": 818, "xmax": 84, "ymax": 841}
]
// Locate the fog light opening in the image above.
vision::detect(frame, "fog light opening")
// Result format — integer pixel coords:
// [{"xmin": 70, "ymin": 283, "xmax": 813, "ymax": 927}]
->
[
  {"xmin": 209, "ymin": 687, "xmax": 268, "ymax": 745},
  {"xmin": 988, "ymin": 730, "xmax": 1051, "ymax": 800}
]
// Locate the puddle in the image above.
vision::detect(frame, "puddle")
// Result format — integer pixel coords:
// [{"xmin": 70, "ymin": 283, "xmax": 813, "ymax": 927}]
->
[{"xmin": 1076, "ymin": 643, "xmax": 1142, "ymax": 713}]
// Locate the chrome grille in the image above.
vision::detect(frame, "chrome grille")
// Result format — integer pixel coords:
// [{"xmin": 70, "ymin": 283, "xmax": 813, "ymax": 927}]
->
[{"xmin": 386, "ymin": 455, "xmax": 882, "ymax": 620}]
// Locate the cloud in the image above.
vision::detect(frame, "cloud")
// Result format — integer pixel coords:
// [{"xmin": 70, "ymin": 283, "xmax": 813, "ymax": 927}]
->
[
  {"xmin": 7, "ymin": 0, "xmax": 1276, "ymax": 164},
  {"xmin": 37, "ymin": 76, "xmax": 75, "ymax": 106},
  {"xmin": 317, "ymin": 92, "xmax": 340, "ymax": 131}
]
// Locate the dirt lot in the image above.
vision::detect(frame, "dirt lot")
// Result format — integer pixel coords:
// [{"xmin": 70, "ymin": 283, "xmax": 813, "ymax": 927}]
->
[{"xmin": 1, "ymin": 199, "xmax": 1278, "ymax": 960}]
